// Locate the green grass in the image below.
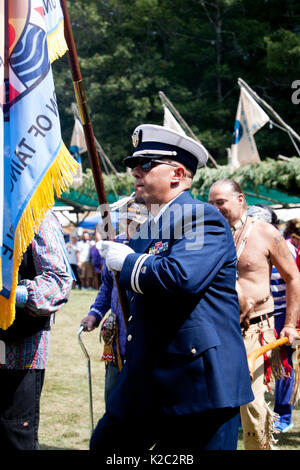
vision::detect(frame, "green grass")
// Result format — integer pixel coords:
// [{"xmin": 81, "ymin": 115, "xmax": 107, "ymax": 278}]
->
[
  {"xmin": 39, "ymin": 289, "xmax": 300, "ymax": 450},
  {"xmin": 39, "ymin": 289, "xmax": 106, "ymax": 450},
  {"xmin": 237, "ymin": 391, "xmax": 300, "ymax": 450}
]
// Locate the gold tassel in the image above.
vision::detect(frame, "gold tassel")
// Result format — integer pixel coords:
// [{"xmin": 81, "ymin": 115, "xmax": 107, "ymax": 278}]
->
[
  {"xmin": 47, "ymin": 19, "xmax": 68, "ymax": 64},
  {"xmin": 0, "ymin": 144, "xmax": 78, "ymax": 330}
]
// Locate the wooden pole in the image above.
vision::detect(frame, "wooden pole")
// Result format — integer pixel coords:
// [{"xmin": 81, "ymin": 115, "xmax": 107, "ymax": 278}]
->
[
  {"xmin": 60, "ymin": 0, "xmax": 114, "ymax": 239},
  {"xmin": 247, "ymin": 337, "xmax": 289, "ymax": 380},
  {"xmin": 60, "ymin": 0, "xmax": 128, "ymax": 329},
  {"xmin": 238, "ymin": 78, "xmax": 300, "ymax": 145},
  {"xmin": 159, "ymin": 91, "xmax": 219, "ymax": 168},
  {"xmin": 71, "ymin": 103, "xmax": 120, "ymax": 177}
]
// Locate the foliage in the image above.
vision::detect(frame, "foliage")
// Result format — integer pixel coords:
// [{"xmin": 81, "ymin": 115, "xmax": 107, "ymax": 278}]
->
[
  {"xmin": 39, "ymin": 290, "xmax": 105, "ymax": 450},
  {"xmin": 54, "ymin": 0, "xmax": 300, "ymax": 172},
  {"xmin": 71, "ymin": 169, "xmax": 135, "ymax": 200},
  {"xmin": 191, "ymin": 157, "xmax": 300, "ymax": 196},
  {"xmin": 69, "ymin": 157, "xmax": 300, "ymax": 206}
]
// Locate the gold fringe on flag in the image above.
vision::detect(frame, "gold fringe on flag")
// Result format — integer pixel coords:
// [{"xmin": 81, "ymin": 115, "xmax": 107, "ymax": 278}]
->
[
  {"xmin": 0, "ymin": 144, "xmax": 78, "ymax": 330},
  {"xmin": 47, "ymin": 18, "xmax": 68, "ymax": 64},
  {"xmin": 0, "ymin": 257, "xmax": 2, "ymax": 292}
]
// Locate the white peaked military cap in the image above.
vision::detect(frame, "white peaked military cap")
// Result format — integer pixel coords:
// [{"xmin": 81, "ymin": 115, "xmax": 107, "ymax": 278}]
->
[{"xmin": 123, "ymin": 124, "xmax": 208, "ymax": 174}]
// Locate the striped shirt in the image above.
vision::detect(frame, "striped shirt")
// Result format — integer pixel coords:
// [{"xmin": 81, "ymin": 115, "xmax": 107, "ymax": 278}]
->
[
  {"xmin": 271, "ymin": 239, "xmax": 297, "ymax": 317},
  {"xmin": 1, "ymin": 211, "xmax": 73, "ymax": 370}
]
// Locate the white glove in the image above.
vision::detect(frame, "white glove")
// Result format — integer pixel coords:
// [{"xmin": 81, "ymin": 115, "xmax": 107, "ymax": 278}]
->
[{"xmin": 99, "ymin": 241, "xmax": 134, "ymax": 272}]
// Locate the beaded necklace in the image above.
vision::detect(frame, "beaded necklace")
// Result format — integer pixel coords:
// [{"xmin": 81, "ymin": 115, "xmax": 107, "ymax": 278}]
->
[
  {"xmin": 231, "ymin": 212, "xmax": 247, "ymax": 237},
  {"xmin": 232, "ymin": 213, "xmax": 256, "ymax": 280}
]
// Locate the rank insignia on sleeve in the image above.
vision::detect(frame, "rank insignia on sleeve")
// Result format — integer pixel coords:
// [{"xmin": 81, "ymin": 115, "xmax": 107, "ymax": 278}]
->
[{"xmin": 148, "ymin": 241, "xmax": 169, "ymax": 255}]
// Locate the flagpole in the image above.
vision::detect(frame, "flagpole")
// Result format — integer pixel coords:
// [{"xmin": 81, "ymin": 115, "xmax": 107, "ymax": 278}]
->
[
  {"xmin": 238, "ymin": 78, "xmax": 300, "ymax": 145},
  {"xmin": 60, "ymin": 0, "xmax": 129, "ymax": 330},
  {"xmin": 159, "ymin": 91, "xmax": 219, "ymax": 168},
  {"xmin": 60, "ymin": 0, "xmax": 114, "ymax": 238},
  {"xmin": 71, "ymin": 103, "xmax": 121, "ymax": 177}
]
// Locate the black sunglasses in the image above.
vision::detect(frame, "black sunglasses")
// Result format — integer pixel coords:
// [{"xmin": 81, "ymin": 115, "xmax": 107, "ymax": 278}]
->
[{"xmin": 133, "ymin": 158, "xmax": 178, "ymax": 173}]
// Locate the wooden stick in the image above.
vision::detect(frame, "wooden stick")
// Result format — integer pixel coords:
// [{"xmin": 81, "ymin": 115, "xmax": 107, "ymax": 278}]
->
[
  {"xmin": 60, "ymin": 0, "xmax": 113, "ymax": 238},
  {"xmin": 71, "ymin": 103, "xmax": 120, "ymax": 177},
  {"xmin": 60, "ymin": 0, "xmax": 128, "ymax": 329},
  {"xmin": 247, "ymin": 337, "xmax": 289, "ymax": 380}
]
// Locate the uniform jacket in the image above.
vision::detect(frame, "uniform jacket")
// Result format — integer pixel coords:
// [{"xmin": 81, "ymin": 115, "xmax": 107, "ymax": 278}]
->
[{"xmin": 107, "ymin": 190, "xmax": 254, "ymax": 419}]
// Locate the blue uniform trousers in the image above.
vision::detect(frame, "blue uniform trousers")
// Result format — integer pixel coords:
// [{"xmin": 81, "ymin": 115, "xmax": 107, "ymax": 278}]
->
[
  {"xmin": 274, "ymin": 314, "xmax": 294, "ymax": 426},
  {"xmin": 90, "ymin": 407, "xmax": 240, "ymax": 453}
]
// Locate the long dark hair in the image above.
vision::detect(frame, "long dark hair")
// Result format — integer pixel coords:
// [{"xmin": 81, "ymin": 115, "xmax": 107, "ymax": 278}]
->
[{"xmin": 284, "ymin": 218, "xmax": 300, "ymax": 239}]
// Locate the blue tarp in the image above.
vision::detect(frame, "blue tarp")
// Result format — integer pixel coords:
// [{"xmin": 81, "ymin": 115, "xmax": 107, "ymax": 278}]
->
[{"xmin": 79, "ymin": 211, "xmax": 119, "ymax": 229}]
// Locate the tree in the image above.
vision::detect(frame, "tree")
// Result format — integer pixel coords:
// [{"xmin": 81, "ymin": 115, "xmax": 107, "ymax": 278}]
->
[{"xmin": 53, "ymin": 0, "xmax": 300, "ymax": 172}]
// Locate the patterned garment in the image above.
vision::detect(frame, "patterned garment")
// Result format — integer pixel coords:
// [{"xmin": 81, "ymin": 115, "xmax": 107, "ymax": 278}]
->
[
  {"xmin": 271, "ymin": 239, "xmax": 297, "ymax": 317},
  {"xmin": 1, "ymin": 211, "xmax": 73, "ymax": 370}
]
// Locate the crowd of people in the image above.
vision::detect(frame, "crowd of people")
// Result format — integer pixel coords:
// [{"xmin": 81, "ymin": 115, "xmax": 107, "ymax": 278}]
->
[
  {"xmin": 66, "ymin": 230, "xmax": 104, "ymax": 291},
  {"xmin": 1, "ymin": 122, "xmax": 300, "ymax": 453}
]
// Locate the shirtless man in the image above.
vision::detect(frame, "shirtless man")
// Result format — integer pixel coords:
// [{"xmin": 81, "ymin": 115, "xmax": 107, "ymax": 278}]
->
[{"xmin": 208, "ymin": 179, "xmax": 300, "ymax": 450}]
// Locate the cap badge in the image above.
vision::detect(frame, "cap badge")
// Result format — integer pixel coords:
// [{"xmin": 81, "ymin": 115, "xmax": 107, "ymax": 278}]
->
[{"xmin": 132, "ymin": 129, "xmax": 142, "ymax": 147}]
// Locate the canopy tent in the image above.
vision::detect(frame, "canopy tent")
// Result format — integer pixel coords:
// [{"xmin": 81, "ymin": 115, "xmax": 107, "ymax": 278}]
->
[
  {"xmin": 57, "ymin": 183, "xmax": 300, "ymax": 211},
  {"xmin": 195, "ymin": 184, "xmax": 300, "ymax": 208},
  {"xmin": 79, "ymin": 211, "xmax": 119, "ymax": 230},
  {"xmin": 54, "ymin": 180, "xmax": 300, "ymax": 230},
  {"xmin": 56, "ymin": 189, "xmax": 108, "ymax": 209}
]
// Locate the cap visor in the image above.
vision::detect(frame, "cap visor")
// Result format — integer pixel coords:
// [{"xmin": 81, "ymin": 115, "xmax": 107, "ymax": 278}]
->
[{"xmin": 123, "ymin": 155, "xmax": 157, "ymax": 168}]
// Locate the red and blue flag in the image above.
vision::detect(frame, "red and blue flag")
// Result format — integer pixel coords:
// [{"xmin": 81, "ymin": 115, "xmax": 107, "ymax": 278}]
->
[{"xmin": 0, "ymin": 0, "xmax": 77, "ymax": 329}]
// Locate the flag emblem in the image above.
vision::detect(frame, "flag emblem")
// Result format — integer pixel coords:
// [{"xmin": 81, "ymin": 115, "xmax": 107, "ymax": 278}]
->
[
  {"xmin": 0, "ymin": 0, "xmax": 77, "ymax": 330},
  {"xmin": 232, "ymin": 120, "xmax": 243, "ymax": 144},
  {"xmin": 5, "ymin": 2, "xmax": 47, "ymax": 110}
]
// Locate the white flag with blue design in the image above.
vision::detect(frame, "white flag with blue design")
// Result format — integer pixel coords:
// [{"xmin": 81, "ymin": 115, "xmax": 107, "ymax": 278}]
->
[
  {"xmin": 0, "ymin": 0, "xmax": 77, "ymax": 330},
  {"xmin": 229, "ymin": 87, "xmax": 269, "ymax": 172},
  {"xmin": 70, "ymin": 117, "xmax": 87, "ymax": 158},
  {"xmin": 70, "ymin": 117, "xmax": 86, "ymax": 187}
]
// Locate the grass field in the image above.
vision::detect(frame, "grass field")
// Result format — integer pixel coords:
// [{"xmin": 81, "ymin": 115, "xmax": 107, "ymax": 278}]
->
[{"xmin": 39, "ymin": 289, "xmax": 300, "ymax": 451}]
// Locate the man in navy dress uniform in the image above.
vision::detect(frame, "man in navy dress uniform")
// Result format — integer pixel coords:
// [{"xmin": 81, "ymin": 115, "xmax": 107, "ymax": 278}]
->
[{"xmin": 90, "ymin": 124, "xmax": 254, "ymax": 454}]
